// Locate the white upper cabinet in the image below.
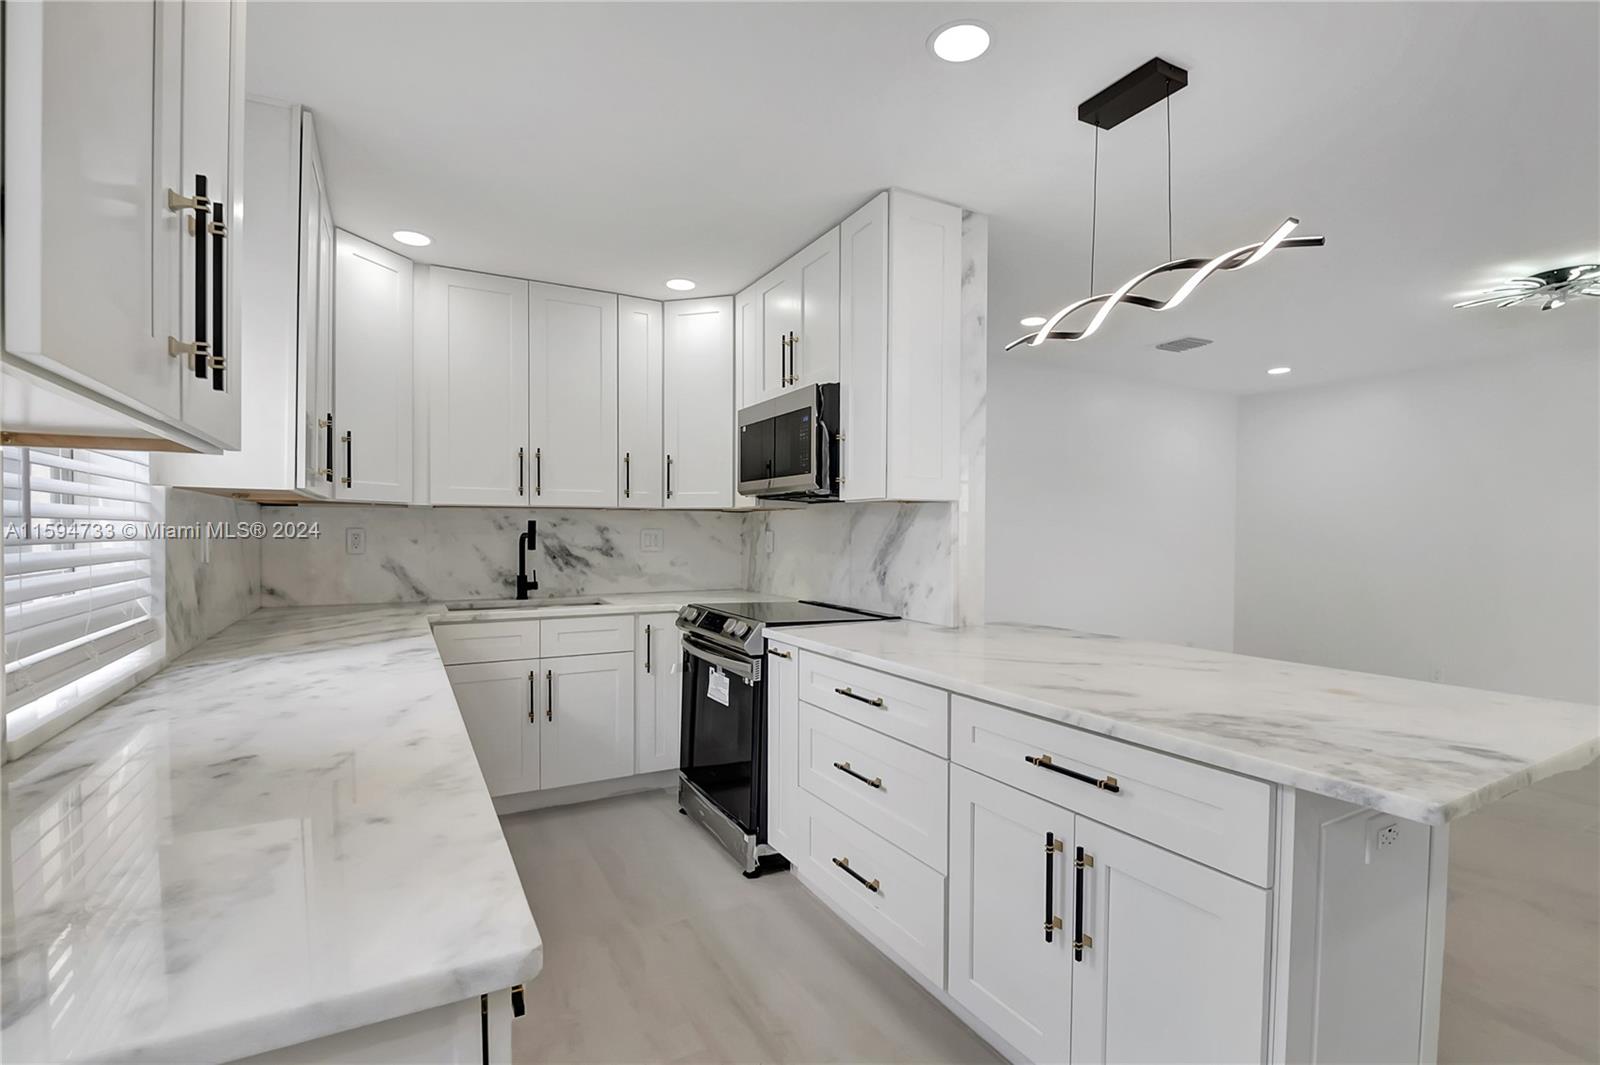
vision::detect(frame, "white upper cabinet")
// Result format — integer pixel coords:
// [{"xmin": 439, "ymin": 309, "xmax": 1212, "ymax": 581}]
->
[
  {"xmin": 663, "ymin": 297, "xmax": 734, "ymax": 509},
  {"xmin": 4, "ymin": 0, "xmax": 246, "ymax": 452},
  {"xmin": 729, "ymin": 285, "xmax": 762, "ymax": 509},
  {"xmin": 334, "ymin": 231, "xmax": 414, "ymax": 503},
  {"xmin": 741, "ymin": 227, "xmax": 840, "ymax": 406},
  {"xmin": 529, "ymin": 282, "xmax": 618, "ymax": 508},
  {"xmin": 616, "ymin": 296, "xmax": 664, "ymax": 508},
  {"xmin": 423, "ymin": 268, "xmax": 531, "ymax": 506},
  {"xmin": 300, "ymin": 114, "xmax": 337, "ymax": 498},
  {"xmin": 839, "ymin": 190, "xmax": 962, "ymax": 502}
]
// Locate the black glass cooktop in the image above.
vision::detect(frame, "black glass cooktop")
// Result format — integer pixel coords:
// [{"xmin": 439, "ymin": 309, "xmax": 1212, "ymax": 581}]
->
[{"xmin": 699, "ymin": 600, "xmax": 894, "ymax": 627}]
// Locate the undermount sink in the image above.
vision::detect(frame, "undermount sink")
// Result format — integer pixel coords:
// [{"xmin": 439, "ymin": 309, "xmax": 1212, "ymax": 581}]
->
[{"xmin": 444, "ymin": 596, "xmax": 607, "ymax": 611}]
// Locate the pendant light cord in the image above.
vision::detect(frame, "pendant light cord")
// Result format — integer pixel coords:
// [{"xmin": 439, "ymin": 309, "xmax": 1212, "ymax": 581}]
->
[
  {"xmin": 1090, "ymin": 124, "xmax": 1099, "ymax": 294},
  {"xmin": 1166, "ymin": 87, "xmax": 1173, "ymax": 261}
]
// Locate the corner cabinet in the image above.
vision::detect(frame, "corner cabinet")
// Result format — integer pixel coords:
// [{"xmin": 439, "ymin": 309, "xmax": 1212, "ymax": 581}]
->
[
  {"xmin": 529, "ymin": 283, "xmax": 619, "ymax": 508},
  {"xmin": 663, "ymin": 297, "xmax": 734, "ymax": 509},
  {"xmin": 839, "ymin": 190, "xmax": 962, "ymax": 502},
  {"xmin": 5, "ymin": 0, "xmax": 246, "ymax": 453},
  {"xmin": 422, "ymin": 268, "xmax": 531, "ymax": 506},
  {"xmin": 333, "ymin": 231, "xmax": 414, "ymax": 502}
]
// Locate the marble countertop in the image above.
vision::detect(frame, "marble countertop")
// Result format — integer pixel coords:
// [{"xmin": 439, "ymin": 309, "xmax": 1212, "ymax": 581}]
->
[
  {"xmin": 430, "ymin": 588, "xmax": 792, "ymax": 625},
  {"xmin": 1, "ymin": 605, "xmax": 546, "ymax": 1064},
  {"xmin": 768, "ymin": 621, "xmax": 1600, "ymax": 825}
]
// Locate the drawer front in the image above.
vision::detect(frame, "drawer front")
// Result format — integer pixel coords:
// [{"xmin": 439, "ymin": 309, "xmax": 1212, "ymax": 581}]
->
[
  {"xmin": 799, "ymin": 702, "xmax": 949, "ymax": 872},
  {"xmin": 801, "ymin": 799, "xmax": 946, "ymax": 986},
  {"xmin": 951, "ymin": 696, "xmax": 1274, "ymax": 886},
  {"xmin": 432, "ymin": 620, "xmax": 541, "ymax": 666},
  {"xmin": 798, "ymin": 652, "xmax": 949, "ymax": 756},
  {"xmin": 539, "ymin": 614, "xmax": 634, "ymax": 657}
]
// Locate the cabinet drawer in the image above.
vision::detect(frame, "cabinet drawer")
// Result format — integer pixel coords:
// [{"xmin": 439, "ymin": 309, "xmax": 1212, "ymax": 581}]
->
[
  {"xmin": 798, "ymin": 652, "xmax": 949, "ymax": 756},
  {"xmin": 951, "ymin": 697, "xmax": 1275, "ymax": 886},
  {"xmin": 539, "ymin": 614, "xmax": 634, "ymax": 657},
  {"xmin": 799, "ymin": 703, "xmax": 949, "ymax": 872},
  {"xmin": 801, "ymin": 799, "xmax": 946, "ymax": 987},
  {"xmin": 432, "ymin": 620, "xmax": 541, "ymax": 666}
]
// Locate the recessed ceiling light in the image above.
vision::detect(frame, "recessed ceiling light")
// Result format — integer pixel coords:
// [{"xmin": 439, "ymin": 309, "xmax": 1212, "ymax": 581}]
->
[
  {"xmin": 666, "ymin": 278, "xmax": 696, "ymax": 291},
  {"xmin": 392, "ymin": 230, "xmax": 431, "ymax": 247},
  {"xmin": 1019, "ymin": 315, "xmax": 1046, "ymax": 327},
  {"xmin": 1267, "ymin": 366, "xmax": 1292, "ymax": 375},
  {"xmin": 929, "ymin": 22, "xmax": 990, "ymax": 63}
]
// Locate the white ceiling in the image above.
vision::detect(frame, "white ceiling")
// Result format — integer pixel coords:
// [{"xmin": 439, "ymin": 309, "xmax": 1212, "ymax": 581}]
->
[{"xmin": 248, "ymin": 1, "xmax": 1600, "ymax": 395}]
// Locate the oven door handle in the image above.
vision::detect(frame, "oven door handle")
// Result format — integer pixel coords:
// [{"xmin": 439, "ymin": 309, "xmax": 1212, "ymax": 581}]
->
[{"xmin": 682, "ymin": 634, "xmax": 758, "ymax": 682}]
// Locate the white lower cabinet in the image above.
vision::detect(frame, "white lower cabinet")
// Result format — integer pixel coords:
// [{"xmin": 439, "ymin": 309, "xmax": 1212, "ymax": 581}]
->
[
  {"xmin": 1069, "ymin": 818, "xmax": 1270, "ymax": 1065},
  {"xmin": 633, "ymin": 613, "xmax": 682, "ymax": 773},
  {"xmin": 541, "ymin": 652, "xmax": 635, "ymax": 790},
  {"xmin": 764, "ymin": 644, "xmax": 803, "ymax": 859},
  {"xmin": 948, "ymin": 765, "xmax": 1075, "ymax": 1065},
  {"xmin": 445, "ymin": 661, "xmax": 540, "ymax": 798}
]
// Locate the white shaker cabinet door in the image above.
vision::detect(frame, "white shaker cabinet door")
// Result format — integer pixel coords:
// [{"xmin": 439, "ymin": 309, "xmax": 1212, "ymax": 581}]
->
[
  {"xmin": 1069, "ymin": 818, "xmax": 1271, "ymax": 1065},
  {"xmin": 663, "ymin": 297, "xmax": 734, "ymax": 509},
  {"xmin": 296, "ymin": 112, "xmax": 336, "ymax": 498},
  {"xmin": 949, "ymin": 765, "xmax": 1075, "ymax": 1065},
  {"xmin": 617, "ymin": 296, "xmax": 664, "ymax": 508},
  {"xmin": 423, "ymin": 268, "xmax": 530, "ymax": 505},
  {"xmin": 445, "ymin": 661, "xmax": 541, "ymax": 798},
  {"xmin": 541, "ymin": 652, "xmax": 636, "ymax": 790},
  {"xmin": 333, "ymin": 231, "xmax": 413, "ymax": 502},
  {"xmin": 529, "ymin": 282, "xmax": 618, "ymax": 508},
  {"xmin": 633, "ymin": 613, "xmax": 682, "ymax": 773},
  {"xmin": 793, "ymin": 225, "xmax": 841, "ymax": 390}
]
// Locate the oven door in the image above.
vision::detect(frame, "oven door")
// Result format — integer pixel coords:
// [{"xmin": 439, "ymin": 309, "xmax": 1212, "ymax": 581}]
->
[{"xmin": 679, "ymin": 635, "xmax": 766, "ymax": 836}]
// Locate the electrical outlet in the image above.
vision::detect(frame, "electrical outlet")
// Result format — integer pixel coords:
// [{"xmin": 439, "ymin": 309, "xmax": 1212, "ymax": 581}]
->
[
  {"xmin": 641, "ymin": 528, "xmax": 663, "ymax": 553},
  {"xmin": 346, "ymin": 528, "xmax": 367, "ymax": 555}
]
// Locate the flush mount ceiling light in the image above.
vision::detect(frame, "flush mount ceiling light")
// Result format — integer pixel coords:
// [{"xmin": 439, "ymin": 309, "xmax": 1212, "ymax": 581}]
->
[
  {"xmin": 1267, "ymin": 366, "xmax": 1292, "ymax": 375},
  {"xmin": 1453, "ymin": 265, "xmax": 1600, "ymax": 311},
  {"xmin": 392, "ymin": 230, "xmax": 431, "ymax": 247},
  {"xmin": 665, "ymin": 278, "xmax": 697, "ymax": 291},
  {"xmin": 1010, "ymin": 58, "xmax": 1324, "ymax": 351},
  {"xmin": 929, "ymin": 21, "xmax": 990, "ymax": 63},
  {"xmin": 1019, "ymin": 315, "xmax": 1047, "ymax": 327}
]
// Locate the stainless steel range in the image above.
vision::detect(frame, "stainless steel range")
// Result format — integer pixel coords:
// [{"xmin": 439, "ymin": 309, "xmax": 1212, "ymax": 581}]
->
[{"xmin": 675, "ymin": 599, "xmax": 892, "ymax": 876}]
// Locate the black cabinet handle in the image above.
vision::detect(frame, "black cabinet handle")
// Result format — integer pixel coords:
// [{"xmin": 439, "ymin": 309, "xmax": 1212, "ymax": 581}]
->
[
  {"xmin": 545, "ymin": 669, "xmax": 553, "ymax": 721},
  {"xmin": 535, "ymin": 447, "xmax": 542, "ymax": 496},
  {"xmin": 832, "ymin": 760, "xmax": 882, "ymax": 790},
  {"xmin": 834, "ymin": 686, "xmax": 884, "ymax": 708},
  {"xmin": 209, "ymin": 197, "xmax": 227, "ymax": 390},
  {"xmin": 341, "ymin": 431, "xmax": 352, "ymax": 488},
  {"xmin": 322, "ymin": 413, "xmax": 334, "ymax": 483},
  {"xmin": 1025, "ymin": 754, "xmax": 1120, "ymax": 793},
  {"xmin": 644, "ymin": 623, "xmax": 652, "ymax": 674},
  {"xmin": 624, "ymin": 451, "xmax": 631, "ymax": 499},
  {"xmin": 510, "ymin": 984, "xmax": 526, "ymax": 1019},
  {"xmin": 527, "ymin": 671, "xmax": 537, "ymax": 723},
  {"xmin": 831, "ymin": 856, "xmax": 879, "ymax": 893},
  {"xmin": 665, "ymin": 454, "xmax": 673, "ymax": 499},
  {"xmin": 1044, "ymin": 831, "xmax": 1064, "ymax": 942},
  {"xmin": 1073, "ymin": 847, "xmax": 1094, "ymax": 960},
  {"xmin": 192, "ymin": 174, "xmax": 209, "ymax": 378},
  {"xmin": 518, "ymin": 447, "xmax": 525, "ymax": 496}
]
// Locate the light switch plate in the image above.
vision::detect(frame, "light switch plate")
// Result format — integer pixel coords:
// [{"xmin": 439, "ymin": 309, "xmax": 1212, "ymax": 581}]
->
[
  {"xmin": 641, "ymin": 528, "xmax": 663, "ymax": 553},
  {"xmin": 346, "ymin": 528, "xmax": 367, "ymax": 555}
]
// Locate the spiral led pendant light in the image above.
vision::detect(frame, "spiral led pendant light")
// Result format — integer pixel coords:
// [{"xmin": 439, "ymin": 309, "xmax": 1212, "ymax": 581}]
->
[{"xmin": 1015, "ymin": 58, "xmax": 1324, "ymax": 350}]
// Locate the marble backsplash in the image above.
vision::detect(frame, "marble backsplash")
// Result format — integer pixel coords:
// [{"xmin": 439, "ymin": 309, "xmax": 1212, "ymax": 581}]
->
[
  {"xmin": 744, "ymin": 502, "xmax": 959, "ymax": 626},
  {"xmin": 258, "ymin": 505, "xmax": 749, "ymax": 606},
  {"xmin": 161, "ymin": 489, "xmax": 264, "ymax": 658}
]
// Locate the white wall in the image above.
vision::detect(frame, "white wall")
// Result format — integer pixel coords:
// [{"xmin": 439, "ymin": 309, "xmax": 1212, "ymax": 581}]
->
[
  {"xmin": 1234, "ymin": 349, "xmax": 1599, "ymax": 703},
  {"xmin": 987, "ymin": 360, "xmax": 1240, "ymax": 649}
]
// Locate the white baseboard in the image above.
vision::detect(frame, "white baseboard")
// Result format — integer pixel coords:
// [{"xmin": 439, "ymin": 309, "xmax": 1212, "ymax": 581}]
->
[{"xmin": 492, "ymin": 769, "xmax": 678, "ymax": 816}]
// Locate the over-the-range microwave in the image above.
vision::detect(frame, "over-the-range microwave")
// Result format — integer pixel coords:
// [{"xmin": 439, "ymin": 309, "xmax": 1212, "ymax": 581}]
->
[{"xmin": 737, "ymin": 383, "xmax": 840, "ymax": 501}]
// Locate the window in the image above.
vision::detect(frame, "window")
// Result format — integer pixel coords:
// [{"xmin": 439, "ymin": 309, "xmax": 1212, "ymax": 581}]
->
[{"xmin": 3, "ymin": 447, "xmax": 163, "ymax": 758}]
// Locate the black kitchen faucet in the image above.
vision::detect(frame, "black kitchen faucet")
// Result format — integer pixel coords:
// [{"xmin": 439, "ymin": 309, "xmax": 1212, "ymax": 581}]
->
[{"xmin": 516, "ymin": 520, "xmax": 538, "ymax": 599}]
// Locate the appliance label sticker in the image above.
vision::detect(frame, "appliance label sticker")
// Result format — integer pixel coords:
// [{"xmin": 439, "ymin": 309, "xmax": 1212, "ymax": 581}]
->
[{"xmin": 708, "ymin": 669, "xmax": 730, "ymax": 706}]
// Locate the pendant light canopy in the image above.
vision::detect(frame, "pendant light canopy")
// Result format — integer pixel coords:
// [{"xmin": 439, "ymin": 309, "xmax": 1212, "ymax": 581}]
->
[{"xmin": 1014, "ymin": 58, "xmax": 1324, "ymax": 350}]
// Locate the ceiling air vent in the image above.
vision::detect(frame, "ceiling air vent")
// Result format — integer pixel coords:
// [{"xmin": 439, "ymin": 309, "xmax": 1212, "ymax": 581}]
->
[{"xmin": 1155, "ymin": 336, "xmax": 1213, "ymax": 353}]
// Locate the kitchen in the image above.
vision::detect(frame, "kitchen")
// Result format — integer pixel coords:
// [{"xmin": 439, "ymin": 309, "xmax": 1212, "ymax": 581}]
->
[{"xmin": 2, "ymin": 3, "xmax": 1597, "ymax": 1064}]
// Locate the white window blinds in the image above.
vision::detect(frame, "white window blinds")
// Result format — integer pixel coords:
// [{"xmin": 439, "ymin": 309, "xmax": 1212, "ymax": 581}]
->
[{"xmin": 3, "ymin": 447, "xmax": 161, "ymax": 746}]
